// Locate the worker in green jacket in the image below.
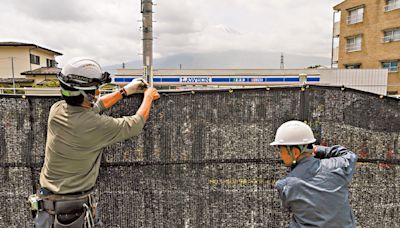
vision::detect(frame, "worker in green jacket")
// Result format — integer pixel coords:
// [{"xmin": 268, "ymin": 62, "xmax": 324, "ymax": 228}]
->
[{"xmin": 33, "ymin": 57, "xmax": 160, "ymax": 227}]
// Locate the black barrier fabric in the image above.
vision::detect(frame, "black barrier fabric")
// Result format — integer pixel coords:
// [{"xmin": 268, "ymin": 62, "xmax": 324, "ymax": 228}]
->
[{"xmin": 0, "ymin": 86, "xmax": 399, "ymax": 227}]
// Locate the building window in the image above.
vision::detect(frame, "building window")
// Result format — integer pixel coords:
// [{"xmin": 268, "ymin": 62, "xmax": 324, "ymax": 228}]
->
[
  {"xmin": 382, "ymin": 61, "xmax": 398, "ymax": 72},
  {"xmin": 30, "ymin": 54, "xmax": 40, "ymax": 65},
  {"xmin": 384, "ymin": 0, "xmax": 400, "ymax": 12},
  {"xmin": 345, "ymin": 64, "xmax": 361, "ymax": 69},
  {"xmin": 383, "ymin": 28, "xmax": 400, "ymax": 42},
  {"xmin": 347, "ymin": 7, "xmax": 364, "ymax": 24},
  {"xmin": 46, "ymin": 59, "xmax": 57, "ymax": 67},
  {"xmin": 346, "ymin": 35, "xmax": 362, "ymax": 52}
]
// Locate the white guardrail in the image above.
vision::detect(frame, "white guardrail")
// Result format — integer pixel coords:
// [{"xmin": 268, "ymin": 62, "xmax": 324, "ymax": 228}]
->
[
  {"xmin": 347, "ymin": 14, "xmax": 363, "ymax": 24},
  {"xmin": 383, "ymin": 35, "xmax": 400, "ymax": 43}
]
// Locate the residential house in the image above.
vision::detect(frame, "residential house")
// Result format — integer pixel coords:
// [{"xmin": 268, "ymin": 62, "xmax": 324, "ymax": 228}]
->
[{"xmin": 0, "ymin": 42, "xmax": 62, "ymax": 87}]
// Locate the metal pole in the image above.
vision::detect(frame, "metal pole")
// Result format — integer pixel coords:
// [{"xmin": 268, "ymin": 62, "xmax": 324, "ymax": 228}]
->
[
  {"xmin": 330, "ymin": 11, "xmax": 336, "ymax": 69},
  {"xmin": 141, "ymin": 0, "xmax": 153, "ymax": 86},
  {"xmin": 11, "ymin": 57, "xmax": 16, "ymax": 94}
]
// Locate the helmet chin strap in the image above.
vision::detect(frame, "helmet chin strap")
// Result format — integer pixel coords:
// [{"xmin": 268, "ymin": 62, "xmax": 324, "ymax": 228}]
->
[
  {"xmin": 80, "ymin": 90, "xmax": 96, "ymax": 106},
  {"xmin": 286, "ymin": 146, "xmax": 297, "ymax": 165},
  {"xmin": 286, "ymin": 145, "xmax": 309, "ymax": 165}
]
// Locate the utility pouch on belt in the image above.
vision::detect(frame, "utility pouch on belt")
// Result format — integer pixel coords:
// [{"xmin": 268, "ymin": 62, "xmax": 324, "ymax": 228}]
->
[
  {"xmin": 55, "ymin": 198, "xmax": 88, "ymax": 214},
  {"xmin": 54, "ymin": 213, "xmax": 85, "ymax": 228},
  {"xmin": 30, "ymin": 188, "xmax": 97, "ymax": 228},
  {"xmin": 54, "ymin": 199, "xmax": 87, "ymax": 228}
]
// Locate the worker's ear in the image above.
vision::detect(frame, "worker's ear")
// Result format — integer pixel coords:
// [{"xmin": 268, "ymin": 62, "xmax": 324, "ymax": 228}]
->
[{"xmin": 292, "ymin": 146, "xmax": 302, "ymax": 160}]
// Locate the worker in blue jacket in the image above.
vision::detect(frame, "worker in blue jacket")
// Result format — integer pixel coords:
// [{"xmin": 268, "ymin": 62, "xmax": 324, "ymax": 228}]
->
[{"xmin": 270, "ymin": 120, "xmax": 357, "ymax": 228}]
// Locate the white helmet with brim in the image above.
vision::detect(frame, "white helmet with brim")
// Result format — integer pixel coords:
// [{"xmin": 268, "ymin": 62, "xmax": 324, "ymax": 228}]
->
[
  {"xmin": 270, "ymin": 120, "xmax": 316, "ymax": 146},
  {"xmin": 57, "ymin": 57, "xmax": 111, "ymax": 91}
]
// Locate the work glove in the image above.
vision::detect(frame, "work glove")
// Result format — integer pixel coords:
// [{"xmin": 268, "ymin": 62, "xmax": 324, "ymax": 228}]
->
[{"xmin": 123, "ymin": 78, "xmax": 148, "ymax": 96}]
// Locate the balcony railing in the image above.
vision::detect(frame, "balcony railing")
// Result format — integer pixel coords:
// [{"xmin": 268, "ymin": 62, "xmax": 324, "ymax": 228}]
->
[
  {"xmin": 383, "ymin": 34, "xmax": 400, "ymax": 43},
  {"xmin": 347, "ymin": 14, "xmax": 363, "ymax": 24},
  {"xmin": 384, "ymin": 65, "xmax": 398, "ymax": 72},
  {"xmin": 384, "ymin": 1, "xmax": 400, "ymax": 11},
  {"xmin": 346, "ymin": 44, "xmax": 362, "ymax": 52}
]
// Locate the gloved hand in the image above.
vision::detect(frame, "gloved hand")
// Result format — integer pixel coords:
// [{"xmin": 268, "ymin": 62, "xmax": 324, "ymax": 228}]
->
[{"xmin": 123, "ymin": 78, "xmax": 148, "ymax": 96}]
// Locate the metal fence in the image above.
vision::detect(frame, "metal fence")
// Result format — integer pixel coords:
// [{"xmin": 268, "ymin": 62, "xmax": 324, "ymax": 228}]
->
[{"xmin": 0, "ymin": 85, "xmax": 399, "ymax": 227}]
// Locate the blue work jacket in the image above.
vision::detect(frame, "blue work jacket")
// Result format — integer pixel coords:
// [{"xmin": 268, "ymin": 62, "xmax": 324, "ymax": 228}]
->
[{"xmin": 275, "ymin": 146, "xmax": 357, "ymax": 228}]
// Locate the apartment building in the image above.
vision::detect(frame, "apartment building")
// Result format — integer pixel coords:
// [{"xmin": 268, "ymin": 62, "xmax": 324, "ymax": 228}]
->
[
  {"xmin": 332, "ymin": 0, "xmax": 400, "ymax": 94},
  {"xmin": 0, "ymin": 42, "xmax": 62, "ymax": 86}
]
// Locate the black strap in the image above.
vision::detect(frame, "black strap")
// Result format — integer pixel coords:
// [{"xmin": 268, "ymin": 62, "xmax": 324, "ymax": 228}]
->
[
  {"xmin": 58, "ymin": 72, "xmax": 111, "ymax": 88},
  {"xmin": 39, "ymin": 187, "xmax": 94, "ymax": 197}
]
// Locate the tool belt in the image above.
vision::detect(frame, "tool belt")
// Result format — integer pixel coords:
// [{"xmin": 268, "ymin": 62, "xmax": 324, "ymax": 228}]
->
[{"xmin": 29, "ymin": 188, "xmax": 97, "ymax": 228}]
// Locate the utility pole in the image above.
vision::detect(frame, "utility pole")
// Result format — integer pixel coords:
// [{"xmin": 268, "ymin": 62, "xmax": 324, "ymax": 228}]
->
[
  {"xmin": 11, "ymin": 57, "xmax": 16, "ymax": 94},
  {"xmin": 330, "ymin": 11, "xmax": 337, "ymax": 69},
  {"xmin": 141, "ymin": 0, "xmax": 154, "ymax": 86}
]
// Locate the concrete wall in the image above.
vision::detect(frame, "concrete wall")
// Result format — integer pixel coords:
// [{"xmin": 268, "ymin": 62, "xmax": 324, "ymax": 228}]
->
[{"xmin": 0, "ymin": 86, "xmax": 399, "ymax": 227}]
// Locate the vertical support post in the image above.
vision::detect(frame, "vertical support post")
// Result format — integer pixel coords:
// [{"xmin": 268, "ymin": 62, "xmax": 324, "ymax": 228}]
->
[
  {"xmin": 141, "ymin": 0, "xmax": 153, "ymax": 86},
  {"xmin": 299, "ymin": 85, "xmax": 309, "ymax": 122},
  {"xmin": 11, "ymin": 57, "xmax": 16, "ymax": 94}
]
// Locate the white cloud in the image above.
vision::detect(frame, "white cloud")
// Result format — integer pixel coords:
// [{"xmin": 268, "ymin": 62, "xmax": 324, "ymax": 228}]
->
[{"xmin": 0, "ymin": 0, "xmax": 344, "ymax": 67}]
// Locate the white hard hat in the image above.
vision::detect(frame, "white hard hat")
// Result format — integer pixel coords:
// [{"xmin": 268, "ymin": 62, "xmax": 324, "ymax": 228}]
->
[
  {"xmin": 57, "ymin": 57, "xmax": 110, "ymax": 90},
  {"xmin": 270, "ymin": 120, "xmax": 316, "ymax": 146}
]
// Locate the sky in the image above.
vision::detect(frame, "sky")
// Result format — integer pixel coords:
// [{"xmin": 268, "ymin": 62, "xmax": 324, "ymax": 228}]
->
[{"xmin": 1, "ymin": 0, "xmax": 343, "ymax": 68}]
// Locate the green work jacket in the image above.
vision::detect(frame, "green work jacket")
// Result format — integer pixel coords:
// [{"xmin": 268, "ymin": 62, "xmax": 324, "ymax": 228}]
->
[{"xmin": 39, "ymin": 100, "xmax": 144, "ymax": 194}]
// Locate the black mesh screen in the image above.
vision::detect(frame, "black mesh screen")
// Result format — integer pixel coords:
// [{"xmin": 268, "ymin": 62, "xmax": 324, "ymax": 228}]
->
[{"xmin": 0, "ymin": 86, "xmax": 399, "ymax": 227}]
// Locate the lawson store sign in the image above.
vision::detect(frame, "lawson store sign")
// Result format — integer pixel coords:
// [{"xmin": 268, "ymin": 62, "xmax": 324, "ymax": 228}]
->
[{"xmin": 113, "ymin": 75, "xmax": 320, "ymax": 85}]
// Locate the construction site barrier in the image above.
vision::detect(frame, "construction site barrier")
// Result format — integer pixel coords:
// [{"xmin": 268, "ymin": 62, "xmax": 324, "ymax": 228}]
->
[{"xmin": 0, "ymin": 85, "xmax": 399, "ymax": 227}]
